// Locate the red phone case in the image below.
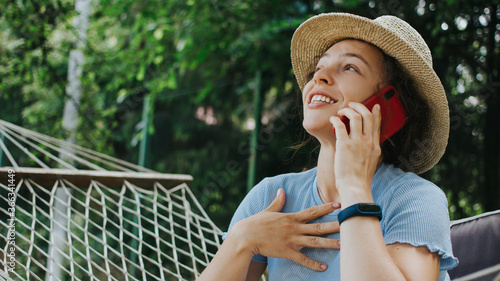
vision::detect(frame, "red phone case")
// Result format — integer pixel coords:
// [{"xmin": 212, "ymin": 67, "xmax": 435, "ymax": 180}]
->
[{"xmin": 335, "ymin": 85, "xmax": 407, "ymax": 143}]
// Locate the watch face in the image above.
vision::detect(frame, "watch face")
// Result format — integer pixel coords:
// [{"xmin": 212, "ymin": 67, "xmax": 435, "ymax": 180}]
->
[{"xmin": 358, "ymin": 204, "xmax": 381, "ymax": 212}]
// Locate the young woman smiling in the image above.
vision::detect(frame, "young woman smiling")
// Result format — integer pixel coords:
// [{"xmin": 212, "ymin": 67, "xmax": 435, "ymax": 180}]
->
[{"xmin": 198, "ymin": 13, "xmax": 458, "ymax": 281}]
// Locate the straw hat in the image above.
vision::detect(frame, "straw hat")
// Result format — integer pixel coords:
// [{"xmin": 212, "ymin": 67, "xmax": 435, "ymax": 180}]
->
[{"xmin": 291, "ymin": 12, "xmax": 449, "ymax": 174}]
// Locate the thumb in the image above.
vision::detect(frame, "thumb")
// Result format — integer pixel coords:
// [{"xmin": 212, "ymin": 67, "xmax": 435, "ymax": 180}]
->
[{"xmin": 265, "ymin": 188, "xmax": 286, "ymax": 212}]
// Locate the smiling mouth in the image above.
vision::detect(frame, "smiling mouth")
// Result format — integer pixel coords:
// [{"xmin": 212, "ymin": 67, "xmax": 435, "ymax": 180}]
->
[{"xmin": 308, "ymin": 94, "xmax": 337, "ymax": 105}]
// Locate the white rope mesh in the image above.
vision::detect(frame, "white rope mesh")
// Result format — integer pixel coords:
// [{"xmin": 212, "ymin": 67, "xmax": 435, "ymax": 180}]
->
[
  {"xmin": 0, "ymin": 119, "xmax": 155, "ymax": 173},
  {"xmin": 0, "ymin": 177, "xmax": 222, "ymax": 280},
  {"xmin": 0, "ymin": 120, "xmax": 223, "ymax": 280}
]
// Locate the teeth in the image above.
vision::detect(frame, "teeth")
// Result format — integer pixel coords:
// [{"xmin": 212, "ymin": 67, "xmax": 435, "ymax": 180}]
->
[{"xmin": 310, "ymin": 94, "xmax": 335, "ymax": 104}]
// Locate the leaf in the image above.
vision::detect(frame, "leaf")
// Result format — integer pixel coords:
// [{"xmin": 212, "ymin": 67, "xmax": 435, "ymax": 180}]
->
[
  {"xmin": 195, "ymin": 81, "xmax": 213, "ymax": 103},
  {"xmin": 166, "ymin": 73, "xmax": 177, "ymax": 89},
  {"xmin": 136, "ymin": 64, "xmax": 145, "ymax": 81}
]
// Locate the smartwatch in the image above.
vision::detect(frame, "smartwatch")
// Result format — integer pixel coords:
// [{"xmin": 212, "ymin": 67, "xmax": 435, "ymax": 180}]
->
[{"xmin": 337, "ymin": 203, "xmax": 382, "ymax": 225}]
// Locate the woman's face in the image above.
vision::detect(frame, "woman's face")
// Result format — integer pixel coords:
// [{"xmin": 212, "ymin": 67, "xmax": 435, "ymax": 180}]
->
[{"xmin": 302, "ymin": 39, "xmax": 386, "ymax": 142}]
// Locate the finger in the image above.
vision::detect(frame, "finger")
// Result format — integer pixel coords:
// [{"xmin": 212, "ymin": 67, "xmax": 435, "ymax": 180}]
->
[
  {"xmin": 338, "ymin": 107, "xmax": 362, "ymax": 139},
  {"xmin": 298, "ymin": 221, "xmax": 340, "ymax": 235},
  {"xmin": 297, "ymin": 236, "xmax": 341, "ymax": 250},
  {"xmin": 349, "ymin": 102, "xmax": 375, "ymax": 136},
  {"xmin": 372, "ymin": 104, "xmax": 382, "ymax": 143},
  {"xmin": 287, "ymin": 251, "xmax": 328, "ymax": 271},
  {"xmin": 330, "ymin": 116, "xmax": 348, "ymax": 140},
  {"xmin": 294, "ymin": 203, "xmax": 339, "ymax": 223},
  {"xmin": 265, "ymin": 188, "xmax": 286, "ymax": 213}
]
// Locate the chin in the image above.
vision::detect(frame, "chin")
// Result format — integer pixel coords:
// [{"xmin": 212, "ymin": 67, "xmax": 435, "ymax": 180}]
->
[
  {"xmin": 302, "ymin": 119, "xmax": 318, "ymax": 133},
  {"xmin": 302, "ymin": 120, "xmax": 333, "ymax": 139}
]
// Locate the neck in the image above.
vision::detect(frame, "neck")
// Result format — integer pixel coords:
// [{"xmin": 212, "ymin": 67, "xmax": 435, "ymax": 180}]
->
[
  {"xmin": 316, "ymin": 142, "xmax": 384, "ymax": 204},
  {"xmin": 316, "ymin": 144, "xmax": 341, "ymax": 203}
]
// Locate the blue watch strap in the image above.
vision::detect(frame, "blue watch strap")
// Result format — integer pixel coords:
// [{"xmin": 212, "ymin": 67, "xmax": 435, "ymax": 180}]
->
[{"xmin": 338, "ymin": 203, "xmax": 382, "ymax": 225}]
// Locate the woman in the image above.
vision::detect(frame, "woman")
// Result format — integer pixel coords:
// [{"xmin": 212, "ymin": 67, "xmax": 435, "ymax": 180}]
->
[{"xmin": 198, "ymin": 13, "xmax": 458, "ymax": 281}]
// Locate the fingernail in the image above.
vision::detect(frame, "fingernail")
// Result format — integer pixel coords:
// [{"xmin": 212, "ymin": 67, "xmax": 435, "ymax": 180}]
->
[
  {"xmin": 337, "ymin": 240, "xmax": 341, "ymax": 246},
  {"xmin": 320, "ymin": 264, "xmax": 327, "ymax": 270},
  {"xmin": 332, "ymin": 202, "xmax": 340, "ymax": 209},
  {"xmin": 276, "ymin": 188, "xmax": 282, "ymax": 197},
  {"xmin": 375, "ymin": 104, "xmax": 380, "ymax": 111}
]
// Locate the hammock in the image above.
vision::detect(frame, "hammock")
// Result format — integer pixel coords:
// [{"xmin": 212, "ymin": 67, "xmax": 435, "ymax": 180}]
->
[{"xmin": 0, "ymin": 119, "xmax": 222, "ymax": 280}]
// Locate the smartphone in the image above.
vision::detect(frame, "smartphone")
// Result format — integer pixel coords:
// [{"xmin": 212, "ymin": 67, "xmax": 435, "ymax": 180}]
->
[{"xmin": 335, "ymin": 85, "xmax": 408, "ymax": 143}]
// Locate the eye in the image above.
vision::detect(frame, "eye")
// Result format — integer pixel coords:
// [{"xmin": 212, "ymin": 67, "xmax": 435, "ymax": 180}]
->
[{"xmin": 344, "ymin": 64, "xmax": 358, "ymax": 72}]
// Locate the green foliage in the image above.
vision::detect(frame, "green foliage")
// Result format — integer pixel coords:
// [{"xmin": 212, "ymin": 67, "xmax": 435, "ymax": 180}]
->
[
  {"xmin": 1, "ymin": 0, "xmax": 499, "ymax": 229},
  {"xmin": 0, "ymin": 0, "xmax": 73, "ymax": 135}
]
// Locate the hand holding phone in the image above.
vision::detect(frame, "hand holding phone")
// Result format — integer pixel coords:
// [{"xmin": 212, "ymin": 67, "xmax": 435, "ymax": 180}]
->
[{"xmin": 334, "ymin": 85, "xmax": 407, "ymax": 143}]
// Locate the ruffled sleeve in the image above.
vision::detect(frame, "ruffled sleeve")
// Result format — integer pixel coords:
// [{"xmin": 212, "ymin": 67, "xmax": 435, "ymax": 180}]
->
[{"xmin": 380, "ymin": 175, "xmax": 458, "ymax": 271}]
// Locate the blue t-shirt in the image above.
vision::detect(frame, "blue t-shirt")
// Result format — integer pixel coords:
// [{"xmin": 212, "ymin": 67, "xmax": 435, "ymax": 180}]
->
[{"xmin": 223, "ymin": 163, "xmax": 458, "ymax": 280}]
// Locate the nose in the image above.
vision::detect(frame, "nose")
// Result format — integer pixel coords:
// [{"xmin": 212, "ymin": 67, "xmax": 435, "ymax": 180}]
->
[{"xmin": 312, "ymin": 67, "xmax": 334, "ymax": 86}]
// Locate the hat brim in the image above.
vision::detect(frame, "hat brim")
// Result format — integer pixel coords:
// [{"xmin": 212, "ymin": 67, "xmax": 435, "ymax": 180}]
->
[{"xmin": 291, "ymin": 13, "xmax": 449, "ymax": 174}]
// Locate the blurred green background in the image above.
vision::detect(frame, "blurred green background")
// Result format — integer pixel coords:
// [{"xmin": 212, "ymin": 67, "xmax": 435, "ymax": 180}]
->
[{"xmin": 1, "ymin": 0, "xmax": 499, "ymax": 229}]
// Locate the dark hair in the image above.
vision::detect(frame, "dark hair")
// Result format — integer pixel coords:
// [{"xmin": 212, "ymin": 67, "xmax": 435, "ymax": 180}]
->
[
  {"xmin": 379, "ymin": 53, "xmax": 431, "ymax": 172},
  {"xmin": 291, "ymin": 41, "xmax": 431, "ymax": 172}
]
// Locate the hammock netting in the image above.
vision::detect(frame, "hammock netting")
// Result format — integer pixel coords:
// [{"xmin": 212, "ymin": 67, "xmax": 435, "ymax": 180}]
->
[{"xmin": 0, "ymin": 120, "xmax": 222, "ymax": 280}]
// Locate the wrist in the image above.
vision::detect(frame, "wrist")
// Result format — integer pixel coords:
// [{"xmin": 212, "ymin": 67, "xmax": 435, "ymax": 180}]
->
[
  {"xmin": 227, "ymin": 220, "xmax": 259, "ymax": 258},
  {"xmin": 338, "ymin": 185, "xmax": 374, "ymax": 206},
  {"xmin": 338, "ymin": 203, "xmax": 382, "ymax": 225}
]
